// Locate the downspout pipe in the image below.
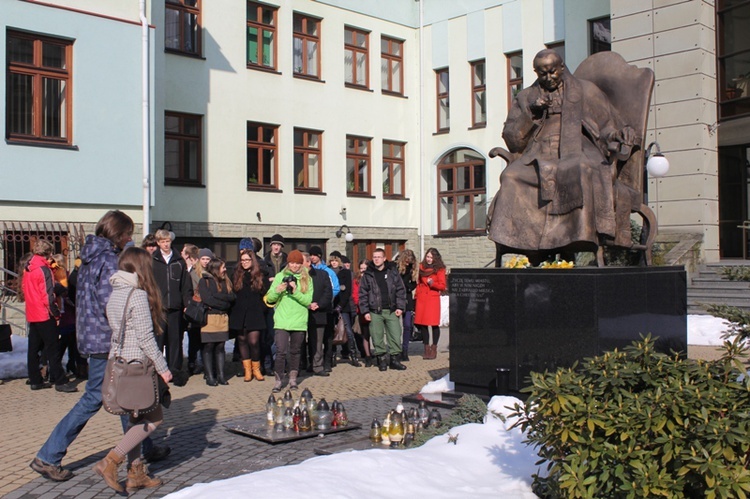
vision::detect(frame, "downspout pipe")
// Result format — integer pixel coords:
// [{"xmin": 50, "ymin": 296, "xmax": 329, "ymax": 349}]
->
[
  {"xmin": 418, "ymin": 0, "xmax": 425, "ymax": 258},
  {"xmin": 140, "ymin": 0, "xmax": 151, "ymax": 236}
]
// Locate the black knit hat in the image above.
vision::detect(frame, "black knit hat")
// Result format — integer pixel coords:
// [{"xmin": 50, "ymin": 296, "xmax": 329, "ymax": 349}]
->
[
  {"xmin": 309, "ymin": 245, "xmax": 323, "ymax": 258},
  {"xmin": 270, "ymin": 234, "xmax": 285, "ymax": 247}
]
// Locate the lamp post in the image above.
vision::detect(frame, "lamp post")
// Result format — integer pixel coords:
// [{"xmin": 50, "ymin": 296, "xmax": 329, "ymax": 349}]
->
[
  {"xmin": 335, "ymin": 225, "xmax": 354, "ymax": 242},
  {"xmin": 643, "ymin": 141, "xmax": 670, "ymax": 205}
]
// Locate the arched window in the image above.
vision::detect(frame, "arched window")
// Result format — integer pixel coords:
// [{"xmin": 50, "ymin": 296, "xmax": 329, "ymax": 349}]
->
[{"xmin": 437, "ymin": 148, "xmax": 487, "ymax": 234}]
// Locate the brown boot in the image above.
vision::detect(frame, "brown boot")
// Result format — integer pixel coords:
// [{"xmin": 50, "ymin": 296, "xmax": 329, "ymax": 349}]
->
[
  {"xmin": 92, "ymin": 449, "xmax": 125, "ymax": 492},
  {"xmin": 126, "ymin": 458, "xmax": 162, "ymax": 492},
  {"xmin": 251, "ymin": 360, "xmax": 265, "ymax": 381},
  {"xmin": 424, "ymin": 345, "xmax": 436, "ymax": 360},
  {"xmin": 242, "ymin": 360, "xmax": 253, "ymax": 382}
]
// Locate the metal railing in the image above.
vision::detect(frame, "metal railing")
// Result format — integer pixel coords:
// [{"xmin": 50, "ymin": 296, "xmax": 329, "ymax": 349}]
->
[{"xmin": 0, "ymin": 265, "xmax": 26, "ymax": 335}]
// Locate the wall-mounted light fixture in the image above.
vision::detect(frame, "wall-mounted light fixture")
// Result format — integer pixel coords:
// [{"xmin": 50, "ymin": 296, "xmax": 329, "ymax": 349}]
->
[
  {"xmin": 335, "ymin": 224, "xmax": 354, "ymax": 242},
  {"xmin": 645, "ymin": 142, "xmax": 670, "ymax": 178},
  {"xmin": 643, "ymin": 141, "xmax": 670, "ymax": 222}
]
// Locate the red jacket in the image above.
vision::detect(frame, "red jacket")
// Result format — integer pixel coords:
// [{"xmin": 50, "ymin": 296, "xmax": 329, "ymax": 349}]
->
[
  {"xmin": 414, "ymin": 266, "xmax": 446, "ymax": 326},
  {"xmin": 22, "ymin": 254, "xmax": 60, "ymax": 323}
]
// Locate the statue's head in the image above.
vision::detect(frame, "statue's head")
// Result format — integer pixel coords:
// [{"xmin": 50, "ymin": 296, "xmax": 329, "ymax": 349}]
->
[{"xmin": 533, "ymin": 49, "xmax": 565, "ymax": 92}]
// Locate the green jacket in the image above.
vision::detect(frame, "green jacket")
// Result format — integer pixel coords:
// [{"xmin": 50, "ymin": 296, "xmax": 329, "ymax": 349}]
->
[{"xmin": 265, "ymin": 268, "xmax": 313, "ymax": 331}]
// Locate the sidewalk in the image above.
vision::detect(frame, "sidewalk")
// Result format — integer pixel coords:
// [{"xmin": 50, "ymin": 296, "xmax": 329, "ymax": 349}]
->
[{"xmin": 1, "ymin": 341, "xmax": 450, "ymax": 498}]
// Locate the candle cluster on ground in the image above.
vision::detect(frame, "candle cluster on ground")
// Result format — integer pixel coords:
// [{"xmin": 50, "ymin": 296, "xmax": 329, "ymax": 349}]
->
[
  {"xmin": 370, "ymin": 400, "xmax": 442, "ymax": 448},
  {"xmin": 265, "ymin": 388, "xmax": 349, "ymax": 434}
]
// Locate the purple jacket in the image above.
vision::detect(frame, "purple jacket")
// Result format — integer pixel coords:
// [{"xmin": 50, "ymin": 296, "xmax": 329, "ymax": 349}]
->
[{"xmin": 76, "ymin": 234, "xmax": 120, "ymax": 355}]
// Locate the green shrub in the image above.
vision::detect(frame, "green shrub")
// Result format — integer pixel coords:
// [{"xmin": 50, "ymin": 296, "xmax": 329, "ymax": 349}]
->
[
  {"xmin": 720, "ymin": 266, "xmax": 750, "ymax": 282},
  {"xmin": 510, "ymin": 333, "xmax": 750, "ymax": 498}
]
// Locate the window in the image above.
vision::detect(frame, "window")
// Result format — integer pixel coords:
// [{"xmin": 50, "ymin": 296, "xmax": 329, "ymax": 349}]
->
[
  {"xmin": 165, "ymin": 0, "xmax": 201, "ymax": 56},
  {"xmin": 247, "ymin": 122, "xmax": 278, "ymax": 190},
  {"xmin": 589, "ymin": 17, "xmax": 611, "ymax": 54},
  {"xmin": 345, "ymin": 26, "xmax": 369, "ymax": 88},
  {"xmin": 247, "ymin": 1, "xmax": 277, "ymax": 70},
  {"xmin": 438, "ymin": 148, "xmax": 487, "ymax": 234},
  {"xmin": 381, "ymin": 36, "xmax": 403, "ymax": 95},
  {"xmin": 546, "ymin": 41, "xmax": 565, "ymax": 62},
  {"xmin": 294, "ymin": 128, "xmax": 322, "ymax": 192},
  {"xmin": 293, "ymin": 13, "xmax": 321, "ymax": 79},
  {"xmin": 436, "ymin": 68, "xmax": 450, "ymax": 132},
  {"xmin": 6, "ymin": 30, "xmax": 73, "ymax": 145},
  {"xmin": 718, "ymin": 0, "xmax": 750, "ymax": 120},
  {"xmin": 507, "ymin": 51, "xmax": 523, "ymax": 107},
  {"xmin": 351, "ymin": 240, "xmax": 405, "ymax": 263},
  {"xmin": 470, "ymin": 60, "xmax": 486, "ymax": 127},
  {"xmin": 346, "ymin": 135, "xmax": 371, "ymax": 195},
  {"xmin": 2, "ymin": 225, "xmax": 82, "ymax": 292},
  {"xmin": 383, "ymin": 140, "xmax": 405, "ymax": 198},
  {"xmin": 165, "ymin": 112, "xmax": 202, "ymax": 185}
]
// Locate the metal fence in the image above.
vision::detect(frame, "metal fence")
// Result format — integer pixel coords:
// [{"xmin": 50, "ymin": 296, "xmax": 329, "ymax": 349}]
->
[{"xmin": 0, "ymin": 221, "xmax": 87, "ymax": 335}]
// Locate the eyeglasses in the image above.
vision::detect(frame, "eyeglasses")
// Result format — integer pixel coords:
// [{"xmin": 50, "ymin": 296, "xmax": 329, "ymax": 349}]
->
[{"xmin": 240, "ymin": 258, "xmax": 252, "ymax": 262}]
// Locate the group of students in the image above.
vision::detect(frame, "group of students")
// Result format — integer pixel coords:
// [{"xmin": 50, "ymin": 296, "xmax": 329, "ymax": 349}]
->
[
  {"xmin": 25, "ymin": 209, "xmax": 448, "ymax": 492},
  {"xmin": 20, "ymin": 241, "xmax": 85, "ymax": 393},
  {"xmin": 137, "ymin": 232, "xmax": 448, "ymax": 393}
]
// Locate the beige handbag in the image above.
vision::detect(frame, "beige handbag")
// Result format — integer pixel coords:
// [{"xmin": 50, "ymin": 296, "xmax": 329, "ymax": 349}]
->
[{"xmin": 201, "ymin": 312, "xmax": 229, "ymax": 333}]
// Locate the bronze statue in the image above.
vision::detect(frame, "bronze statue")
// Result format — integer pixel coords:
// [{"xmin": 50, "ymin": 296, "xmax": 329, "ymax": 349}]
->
[{"xmin": 488, "ymin": 49, "xmax": 656, "ymax": 266}]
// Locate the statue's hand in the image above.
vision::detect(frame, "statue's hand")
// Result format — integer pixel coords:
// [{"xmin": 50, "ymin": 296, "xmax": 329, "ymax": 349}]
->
[
  {"xmin": 608, "ymin": 126, "xmax": 636, "ymax": 146},
  {"xmin": 529, "ymin": 95, "xmax": 551, "ymax": 116},
  {"xmin": 607, "ymin": 126, "xmax": 638, "ymax": 160}
]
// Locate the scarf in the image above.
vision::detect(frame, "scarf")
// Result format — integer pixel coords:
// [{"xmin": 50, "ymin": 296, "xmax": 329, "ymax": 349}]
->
[{"xmin": 419, "ymin": 264, "xmax": 437, "ymax": 278}]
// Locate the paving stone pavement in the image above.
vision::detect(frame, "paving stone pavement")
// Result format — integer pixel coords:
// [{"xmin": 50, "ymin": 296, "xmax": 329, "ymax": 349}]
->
[
  {"xmin": 2, "ymin": 339, "xmax": 721, "ymax": 498},
  {"xmin": 1, "ymin": 341, "xmax": 450, "ymax": 498}
]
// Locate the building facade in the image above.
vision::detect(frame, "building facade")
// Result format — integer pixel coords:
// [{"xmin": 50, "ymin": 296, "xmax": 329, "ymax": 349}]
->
[{"xmin": 2, "ymin": 0, "xmax": 747, "ymax": 277}]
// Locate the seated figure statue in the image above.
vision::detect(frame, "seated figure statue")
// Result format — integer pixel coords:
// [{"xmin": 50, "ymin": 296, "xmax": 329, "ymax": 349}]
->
[{"xmin": 488, "ymin": 49, "xmax": 638, "ymax": 266}]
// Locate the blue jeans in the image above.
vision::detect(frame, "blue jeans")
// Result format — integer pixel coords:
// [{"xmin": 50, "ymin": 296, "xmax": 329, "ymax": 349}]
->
[
  {"xmin": 37, "ymin": 356, "xmax": 153, "ymax": 465},
  {"xmin": 401, "ymin": 311, "xmax": 414, "ymax": 354}
]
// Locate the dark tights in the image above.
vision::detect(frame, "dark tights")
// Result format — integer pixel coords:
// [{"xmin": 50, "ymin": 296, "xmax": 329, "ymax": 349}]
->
[
  {"xmin": 237, "ymin": 329, "xmax": 261, "ymax": 361},
  {"xmin": 419, "ymin": 325, "xmax": 441, "ymax": 346}
]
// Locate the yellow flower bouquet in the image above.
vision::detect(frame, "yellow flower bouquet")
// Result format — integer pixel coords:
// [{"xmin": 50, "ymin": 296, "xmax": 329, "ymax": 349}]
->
[{"xmin": 503, "ymin": 256, "xmax": 531, "ymax": 268}]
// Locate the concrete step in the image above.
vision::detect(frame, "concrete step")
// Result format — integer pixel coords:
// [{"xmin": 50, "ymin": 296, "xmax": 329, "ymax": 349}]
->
[
  {"xmin": 688, "ymin": 288, "xmax": 750, "ymax": 303},
  {"xmin": 688, "ymin": 297, "xmax": 750, "ymax": 310},
  {"xmin": 690, "ymin": 279, "xmax": 750, "ymax": 288}
]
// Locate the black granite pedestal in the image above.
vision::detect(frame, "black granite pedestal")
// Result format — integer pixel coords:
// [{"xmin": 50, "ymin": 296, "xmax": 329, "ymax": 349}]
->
[{"xmin": 449, "ymin": 266, "xmax": 687, "ymax": 396}]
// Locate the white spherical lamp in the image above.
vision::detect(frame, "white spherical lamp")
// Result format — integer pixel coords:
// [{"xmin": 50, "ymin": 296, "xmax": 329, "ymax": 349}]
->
[{"xmin": 646, "ymin": 153, "xmax": 670, "ymax": 178}]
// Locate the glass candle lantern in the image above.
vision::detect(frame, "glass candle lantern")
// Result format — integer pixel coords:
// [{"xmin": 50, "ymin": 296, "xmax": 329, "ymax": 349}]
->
[
  {"xmin": 283, "ymin": 390, "xmax": 294, "ymax": 410},
  {"xmin": 299, "ymin": 408, "xmax": 312, "ymax": 432},
  {"xmin": 274, "ymin": 398, "xmax": 285, "ymax": 425},
  {"xmin": 335, "ymin": 402, "xmax": 348, "ymax": 427},
  {"xmin": 369, "ymin": 418, "xmax": 382, "ymax": 442},
  {"xmin": 315, "ymin": 399, "xmax": 333, "ymax": 430},
  {"xmin": 389, "ymin": 411, "xmax": 405, "ymax": 447},
  {"xmin": 417, "ymin": 400, "xmax": 429, "ymax": 425},
  {"xmin": 404, "ymin": 423, "xmax": 416, "ymax": 446},
  {"xmin": 381, "ymin": 411, "xmax": 392, "ymax": 445},
  {"xmin": 283, "ymin": 407, "xmax": 294, "ymax": 430},
  {"xmin": 428, "ymin": 408, "xmax": 442, "ymax": 428},
  {"xmin": 293, "ymin": 407, "xmax": 301, "ymax": 431},
  {"xmin": 266, "ymin": 395, "xmax": 276, "ymax": 425}
]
